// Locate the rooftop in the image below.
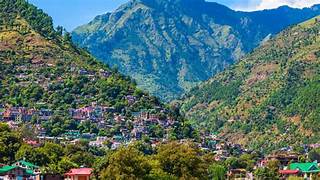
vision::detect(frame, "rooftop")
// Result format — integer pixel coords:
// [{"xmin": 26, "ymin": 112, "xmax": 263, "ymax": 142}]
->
[
  {"xmin": 290, "ymin": 162, "xmax": 320, "ymax": 173},
  {"xmin": 65, "ymin": 168, "xmax": 93, "ymax": 176}
]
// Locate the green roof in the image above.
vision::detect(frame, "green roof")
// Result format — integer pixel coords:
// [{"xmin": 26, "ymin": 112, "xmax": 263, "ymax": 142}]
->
[
  {"xmin": 26, "ymin": 169, "xmax": 35, "ymax": 175},
  {"xmin": 290, "ymin": 162, "xmax": 320, "ymax": 173},
  {"xmin": 0, "ymin": 165, "xmax": 35, "ymax": 176},
  {"xmin": 0, "ymin": 166, "xmax": 16, "ymax": 173},
  {"xmin": 17, "ymin": 160, "xmax": 39, "ymax": 168}
]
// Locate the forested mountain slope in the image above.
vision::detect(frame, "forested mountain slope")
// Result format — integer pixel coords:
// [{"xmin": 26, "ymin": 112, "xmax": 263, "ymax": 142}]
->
[
  {"xmin": 72, "ymin": 0, "xmax": 320, "ymax": 101},
  {"xmin": 0, "ymin": 0, "xmax": 190, "ymax": 138},
  {"xmin": 180, "ymin": 16, "xmax": 320, "ymax": 152}
]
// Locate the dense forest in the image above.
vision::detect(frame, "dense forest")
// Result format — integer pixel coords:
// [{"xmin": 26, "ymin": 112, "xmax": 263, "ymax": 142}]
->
[{"xmin": 181, "ymin": 16, "xmax": 320, "ymax": 152}]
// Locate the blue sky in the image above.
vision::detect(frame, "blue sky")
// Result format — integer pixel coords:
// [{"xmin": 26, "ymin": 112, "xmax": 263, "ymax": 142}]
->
[{"xmin": 29, "ymin": 0, "xmax": 320, "ymax": 31}]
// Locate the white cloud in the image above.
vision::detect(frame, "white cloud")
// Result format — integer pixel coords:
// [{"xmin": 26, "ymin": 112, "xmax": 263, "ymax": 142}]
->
[{"xmin": 253, "ymin": 0, "xmax": 320, "ymax": 11}]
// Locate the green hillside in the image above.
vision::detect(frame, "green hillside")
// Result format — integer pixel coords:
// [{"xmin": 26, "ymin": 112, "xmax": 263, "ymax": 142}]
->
[
  {"xmin": 180, "ymin": 16, "xmax": 320, "ymax": 152},
  {"xmin": 0, "ymin": 0, "xmax": 191, "ymax": 138},
  {"xmin": 72, "ymin": 0, "xmax": 320, "ymax": 101}
]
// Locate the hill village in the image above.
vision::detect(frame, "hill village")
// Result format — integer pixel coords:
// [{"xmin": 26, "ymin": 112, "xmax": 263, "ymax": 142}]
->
[{"xmin": 1, "ymin": 104, "xmax": 320, "ymax": 179}]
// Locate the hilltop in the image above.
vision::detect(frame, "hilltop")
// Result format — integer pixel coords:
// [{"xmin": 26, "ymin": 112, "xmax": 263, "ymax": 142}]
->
[
  {"xmin": 72, "ymin": 0, "xmax": 320, "ymax": 101},
  {"xmin": 180, "ymin": 16, "xmax": 320, "ymax": 152}
]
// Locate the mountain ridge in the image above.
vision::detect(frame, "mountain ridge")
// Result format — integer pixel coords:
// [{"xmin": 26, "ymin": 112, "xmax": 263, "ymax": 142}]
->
[{"xmin": 72, "ymin": 0, "xmax": 320, "ymax": 101}]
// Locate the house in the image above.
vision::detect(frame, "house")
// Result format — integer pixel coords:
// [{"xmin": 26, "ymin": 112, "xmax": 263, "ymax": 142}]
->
[
  {"xmin": 0, "ymin": 165, "xmax": 35, "ymax": 180},
  {"xmin": 38, "ymin": 109, "xmax": 53, "ymax": 120},
  {"xmin": 6, "ymin": 121, "xmax": 19, "ymax": 130},
  {"xmin": 279, "ymin": 170, "xmax": 300, "ymax": 179},
  {"xmin": 99, "ymin": 69, "xmax": 111, "ymax": 78},
  {"xmin": 64, "ymin": 168, "xmax": 92, "ymax": 180},
  {"xmin": 13, "ymin": 160, "xmax": 41, "ymax": 175},
  {"xmin": 289, "ymin": 162, "xmax": 320, "ymax": 179},
  {"xmin": 3, "ymin": 108, "xmax": 20, "ymax": 121},
  {"xmin": 3, "ymin": 107, "xmax": 36, "ymax": 122},
  {"xmin": 64, "ymin": 130, "xmax": 81, "ymax": 139},
  {"xmin": 24, "ymin": 139, "xmax": 41, "ymax": 147},
  {"xmin": 111, "ymin": 142, "xmax": 122, "ymax": 150},
  {"xmin": 265, "ymin": 152, "xmax": 299, "ymax": 167},
  {"xmin": 89, "ymin": 137, "xmax": 108, "ymax": 147}
]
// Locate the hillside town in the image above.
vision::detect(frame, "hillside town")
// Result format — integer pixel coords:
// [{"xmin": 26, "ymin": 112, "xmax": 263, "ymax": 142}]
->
[
  {"xmin": 0, "ymin": 103, "xmax": 179, "ymax": 149},
  {"xmin": 1, "ymin": 104, "xmax": 320, "ymax": 179}
]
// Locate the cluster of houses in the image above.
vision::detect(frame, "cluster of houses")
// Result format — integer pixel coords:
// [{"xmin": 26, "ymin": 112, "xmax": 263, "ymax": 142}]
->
[
  {"xmin": 225, "ymin": 151, "xmax": 320, "ymax": 180},
  {"xmin": 193, "ymin": 133, "xmax": 320, "ymax": 180},
  {"xmin": 0, "ymin": 103, "xmax": 182, "ymax": 150},
  {"xmin": 65, "ymin": 107, "xmax": 178, "ymax": 150},
  {"xmin": 2, "ymin": 104, "xmax": 320, "ymax": 179},
  {"xmin": 0, "ymin": 160, "xmax": 92, "ymax": 180},
  {"xmin": 0, "ymin": 106, "xmax": 52, "ymax": 122}
]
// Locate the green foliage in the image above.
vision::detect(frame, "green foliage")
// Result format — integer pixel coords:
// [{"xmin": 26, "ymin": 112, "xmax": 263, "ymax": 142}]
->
[
  {"xmin": 208, "ymin": 164, "xmax": 227, "ymax": 180},
  {"xmin": 181, "ymin": 15, "xmax": 320, "ymax": 151},
  {"xmin": 0, "ymin": 0, "xmax": 188, "ymax": 139},
  {"xmin": 254, "ymin": 160, "xmax": 280, "ymax": 180},
  {"xmin": 0, "ymin": 0, "xmax": 56, "ymax": 38},
  {"xmin": 15, "ymin": 141, "xmax": 97, "ymax": 174},
  {"xmin": 254, "ymin": 167, "xmax": 279, "ymax": 180},
  {"xmin": 0, "ymin": 123, "xmax": 22, "ymax": 164},
  {"xmin": 97, "ymin": 146, "xmax": 153, "ymax": 180},
  {"xmin": 94, "ymin": 142, "xmax": 215, "ymax": 180},
  {"xmin": 155, "ymin": 142, "xmax": 208, "ymax": 179},
  {"xmin": 15, "ymin": 144, "xmax": 50, "ymax": 166},
  {"xmin": 308, "ymin": 148, "xmax": 320, "ymax": 162}
]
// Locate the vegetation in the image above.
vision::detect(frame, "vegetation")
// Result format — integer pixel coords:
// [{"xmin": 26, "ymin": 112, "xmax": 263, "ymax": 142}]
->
[
  {"xmin": 0, "ymin": 123, "xmax": 231, "ymax": 179},
  {"xmin": 181, "ymin": 16, "xmax": 320, "ymax": 152},
  {"xmin": 72, "ymin": 0, "xmax": 320, "ymax": 101},
  {"xmin": 0, "ymin": 0, "xmax": 191, "ymax": 137}
]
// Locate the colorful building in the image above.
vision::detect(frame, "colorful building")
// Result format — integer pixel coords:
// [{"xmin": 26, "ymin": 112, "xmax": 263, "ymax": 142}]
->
[
  {"xmin": 0, "ymin": 165, "xmax": 35, "ymax": 180},
  {"xmin": 289, "ymin": 162, "xmax": 320, "ymax": 179},
  {"xmin": 64, "ymin": 168, "xmax": 92, "ymax": 180}
]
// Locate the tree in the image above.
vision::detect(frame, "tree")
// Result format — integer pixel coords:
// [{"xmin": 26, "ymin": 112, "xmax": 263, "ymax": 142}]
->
[
  {"xmin": 239, "ymin": 154, "xmax": 256, "ymax": 171},
  {"xmin": 18, "ymin": 124, "xmax": 36, "ymax": 140},
  {"xmin": 15, "ymin": 144, "xmax": 49, "ymax": 166},
  {"xmin": 69, "ymin": 151, "xmax": 95, "ymax": 168},
  {"xmin": 41, "ymin": 142, "xmax": 64, "ymax": 163},
  {"xmin": 254, "ymin": 167, "xmax": 279, "ymax": 180},
  {"xmin": 56, "ymin": 26, "xmax": 63, "ymax": 36},
  {"xmin": 225, "ymin": 157, "xmax": 246, "ymax": 170},
  {"xmin": 266, "ymin": 160, "xmax": 280, "ymax": 172},
  {"xmin": 0, "ymin": 123, "xmax": 22, "ymax": 164},
  {"xmin": 97, "ymin": 146, "xmax": 152, "ymax": 179},
  {"xmin": 63, "ymin": 32, "xmax": 72, "ymax": 42},
  {"xmin": 155, "ymin": 142, "xmax": 208, "ymax": 179},
  {"xmin": 56, "ymin": 158, "xmax": 78, "ymax": 174},
  {"xmin": 308, "ymin": 148, "xmax": 320, "ymax": 162},
  {"xmin": 208, "ymin": 164, "xmax": 227, "ymax": 180}
]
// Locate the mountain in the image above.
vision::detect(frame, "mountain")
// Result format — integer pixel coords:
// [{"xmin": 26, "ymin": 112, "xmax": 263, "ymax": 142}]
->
[
  {"xmin": 180, "ymin": 16, "xmax": 320, "ymax": 152},
  {"xmin": 72, "ymin": 0, "xmax": 320, "ymax": 101},
  {"xmin": 0, "ymin": 0, "xmax": 193, "ymax": 139}
]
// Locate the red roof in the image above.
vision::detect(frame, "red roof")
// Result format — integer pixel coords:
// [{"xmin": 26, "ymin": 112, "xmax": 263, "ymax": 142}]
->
[
  {"xmin": 279, "ymin": 170, "xmax": 299, "ymax": 175},
  {"xmin": 65, "ymin": 168, "xmax": 93, "ymax": 176}
]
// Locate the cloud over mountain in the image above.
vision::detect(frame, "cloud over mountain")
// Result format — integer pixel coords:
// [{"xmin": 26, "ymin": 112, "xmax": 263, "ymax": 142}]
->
[{"xmin": 255, "ymin": 0, "xmax": 320, "ymax": 10}]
